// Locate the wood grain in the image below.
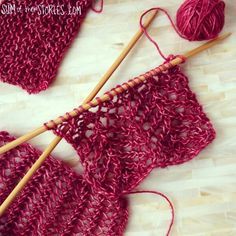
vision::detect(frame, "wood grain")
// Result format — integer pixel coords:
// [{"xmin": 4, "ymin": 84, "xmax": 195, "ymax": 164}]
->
[{"xmin": 0, "ymin": 0, "xmax": 235, "ymax": 235}]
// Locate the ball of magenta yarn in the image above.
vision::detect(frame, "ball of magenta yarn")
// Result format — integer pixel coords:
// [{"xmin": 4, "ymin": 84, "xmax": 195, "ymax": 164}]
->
[{"xmin": 176, "ymin": 0, "xmax": 225, "ymax": 41}]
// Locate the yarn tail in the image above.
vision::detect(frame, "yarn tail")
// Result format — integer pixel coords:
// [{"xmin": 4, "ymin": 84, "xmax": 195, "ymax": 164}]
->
[{"xmin": 128, "ymin": 190, "xmax": 174, "ymax": 236}]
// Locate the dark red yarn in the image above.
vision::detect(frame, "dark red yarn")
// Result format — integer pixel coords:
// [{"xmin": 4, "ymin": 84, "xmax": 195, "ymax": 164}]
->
[
  {"xmin": 0, "ymin": 131, "xmax": 128, "ymax": 235},
  {"xmin": 53, "ymin": 66, "xmax": 215, "ymax": 196},
  {"xmin": 0, "ymin": 0, "xmax": 92, "ymax": 94},
  {"xmin": 176, "ymin": 0, "xmax": 225, "ymax": 41},
  {"xmin": 0, "ymin": 66, "xmax": 215, "ymax": 235},
  {"xmin": 129, "ymin": 190, "xmax": 175, "ymax": 236},
  {"xmin": 139, "ymin": 2, "xmax": 225, "ymax": 60}
]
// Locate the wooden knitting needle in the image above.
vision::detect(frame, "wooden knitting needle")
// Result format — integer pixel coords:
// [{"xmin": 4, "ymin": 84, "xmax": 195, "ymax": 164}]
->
[
  {"xmin": 0, "ymin": 10, "xmax": 158, "ymax": 216},
  {"xmin": 0, "ymin": 10, "xmax": 158, "ymax": 154},
  {"xmin": 0, "ymin": 135, "xmax": 62, "ymax": 216},
  {"xmin": 0, "ymin": 32, "xmax": 231, "ymax": 156},
  {"xmin": 0, "ymin": 10, "xmax": 158, "ymax": 155},
  {"xmin": 0, "ymin": 32, "xmax": 231, "ymax": 216}
]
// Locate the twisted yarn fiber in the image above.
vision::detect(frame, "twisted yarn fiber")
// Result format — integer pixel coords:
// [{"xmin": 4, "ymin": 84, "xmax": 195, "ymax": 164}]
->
[
  {"xmin": 0, "ymin": 132, "xmax": 128, "ymax": 236},
  {"xmin": 53, "ymin": 66, "xmax": 216, "ymax": 196},
  {"xmin": 176, "ymin": 0, "xmax": 225, "ymax": 41},
  {"xmin": 0, "ymin": 66, "xmax": 215, "ymax": 235},
  {"xmin": 0, "ymin": 0, "xmax": 92, "ymax": 94}
]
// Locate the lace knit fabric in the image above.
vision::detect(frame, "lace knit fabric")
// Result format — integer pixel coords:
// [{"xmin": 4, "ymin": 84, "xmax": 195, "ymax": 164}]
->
[
  {"xmin": 53, "ymin": 66, "xmax": 216, "ymax": 196},
  {"xmin": 0, "ymin": 66, "xmax": 215, "ymax": 235},
  {"xmin": 0, "ymin": 132, "xmax": 128, "ymax": 236},
  {"xmin": 0, "ymin": 0, "xmax": 92, "ymax": 94}
]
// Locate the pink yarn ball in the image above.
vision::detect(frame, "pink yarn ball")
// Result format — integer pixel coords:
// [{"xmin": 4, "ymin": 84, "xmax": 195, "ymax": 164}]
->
[{"xmin": 176, "ymin": 0, "xmax": 225, "ymax": 41}]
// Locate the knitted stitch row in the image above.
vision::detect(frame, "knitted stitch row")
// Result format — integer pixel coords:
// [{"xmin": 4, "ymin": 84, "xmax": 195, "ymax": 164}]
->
[
  {"xmin": 0, "ymin": 66, "xmax": 215, "ymax": 235},
  {"xmin": 0, "ymin": 0, "xmax": 92, "ymax": 93},
  {"xmin": 0, "ymin": 131, "xmax": 128, "ymax": 235},
  {"xmin": 53, "ymin": 66, "xmax": 216, "ymax": 196}
]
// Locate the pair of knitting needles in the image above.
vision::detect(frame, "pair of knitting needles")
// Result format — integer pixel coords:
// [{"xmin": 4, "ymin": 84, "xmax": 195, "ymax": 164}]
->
[
  {"xmin": 0, "ymin": 10, "xmax": 158, "ymax": 216},
  {"xmin": 0, "ymin": 10, "xmax": 231, "ymax": 215}
]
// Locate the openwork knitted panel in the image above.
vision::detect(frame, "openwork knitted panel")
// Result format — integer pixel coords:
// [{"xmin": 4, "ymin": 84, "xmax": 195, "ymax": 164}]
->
[
  {"xmin": 0, "ymin": 132, "xmax": 128, "ymax": 236},
  {"xmin": 0, "ymin": 0, "xmax": 92, "ymax": 93},
  {"xmin": 54, "ymin": 66, "xmax": 216, "ymax": 195}
]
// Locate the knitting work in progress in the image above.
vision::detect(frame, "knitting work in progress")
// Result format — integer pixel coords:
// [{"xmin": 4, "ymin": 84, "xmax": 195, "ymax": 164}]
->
[
  {"xmin": 0, "ymin": 0, "xmax": 92, "ymax": 94},
  {"xmin": 0, "ymin": 132, "xmax": 128, "ymax": 235},
  {"xmin": 0, "ymin": 65, "xmax": 215, "ymax": 235},
  {"xmin": 52, "ymin": 65, "xmax": 216, "ymax": 195}
]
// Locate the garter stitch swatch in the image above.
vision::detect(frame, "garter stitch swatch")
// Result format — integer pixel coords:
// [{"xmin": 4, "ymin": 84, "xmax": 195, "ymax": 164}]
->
[
  {"xmin": 0, "ymin": 66, "xmax": 216, "ymax": 235},
  {"xmin": 0, "ymin": 0, "xmax": 92, "ymax": 93}
]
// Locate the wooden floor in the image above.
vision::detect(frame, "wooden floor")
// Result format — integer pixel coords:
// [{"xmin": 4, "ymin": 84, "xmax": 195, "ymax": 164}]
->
[{"xmin": 0, "ymin": 0, "xmax": 235, "ymax": 235}]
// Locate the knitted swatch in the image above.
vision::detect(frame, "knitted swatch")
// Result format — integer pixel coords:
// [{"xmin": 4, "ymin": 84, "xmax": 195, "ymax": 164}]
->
[
  {"xmin": 0, "ymin": 66, "xmax": 215, "ymax": 235},
  {"xmin": 0, "ymin": 0, "xmax": 92, "ymax": 94},
  {"xmin": 0, "ymin": 131, "xmax": 128, "ymax": 235},
  {"xmin": 53, "ymin": 66, "xmax": 216, "ymax": 196}
]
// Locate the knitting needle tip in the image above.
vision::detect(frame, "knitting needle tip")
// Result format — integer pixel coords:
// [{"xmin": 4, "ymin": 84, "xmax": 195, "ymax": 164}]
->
[
  {"xmin": 217, "ymin": 32, "xmax": 231, "ymax": 40},
  {"xmin": 184, "ymin": 32, "xmax": 231, "ymax": 59}
]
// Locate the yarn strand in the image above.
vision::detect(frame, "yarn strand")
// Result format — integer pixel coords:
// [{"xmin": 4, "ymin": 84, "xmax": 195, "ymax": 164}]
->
[
  {"xmin": 140, "ymin": 7, "xmax": 183, "ymax": 60},
  {"xmin": 129, "ymin": 190, "xmax": 174, "ymax": 236},
  {"xmin": 140, "ymin": 0, "xmax": 225, "ymax": 60}
]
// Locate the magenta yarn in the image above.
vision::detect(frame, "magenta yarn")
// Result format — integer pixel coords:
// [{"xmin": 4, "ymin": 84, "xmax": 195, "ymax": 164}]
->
[{"xmin": 176, "ymin": 0, "xmax": 225, "ymax": 41}]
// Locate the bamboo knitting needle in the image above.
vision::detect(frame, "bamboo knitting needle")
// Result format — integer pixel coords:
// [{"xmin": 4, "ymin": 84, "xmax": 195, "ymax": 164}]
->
[
  {"xmin": 0, "ymin": 10, "xmax": 158, "ymax": 216},
  {"xmin": 0, "ymin": 135, "xmax": 63, "ymax": 216},
  {"xmin": 0, "ymin": 10, "xmax": 158, "ymax": 155},
  {"xmin": 0, "ymin": 32, "xmax": 231, "ymax": 156},
  {"xmin": 0, "ymin": 33, "xmax": 231, "ymax": 216}
]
